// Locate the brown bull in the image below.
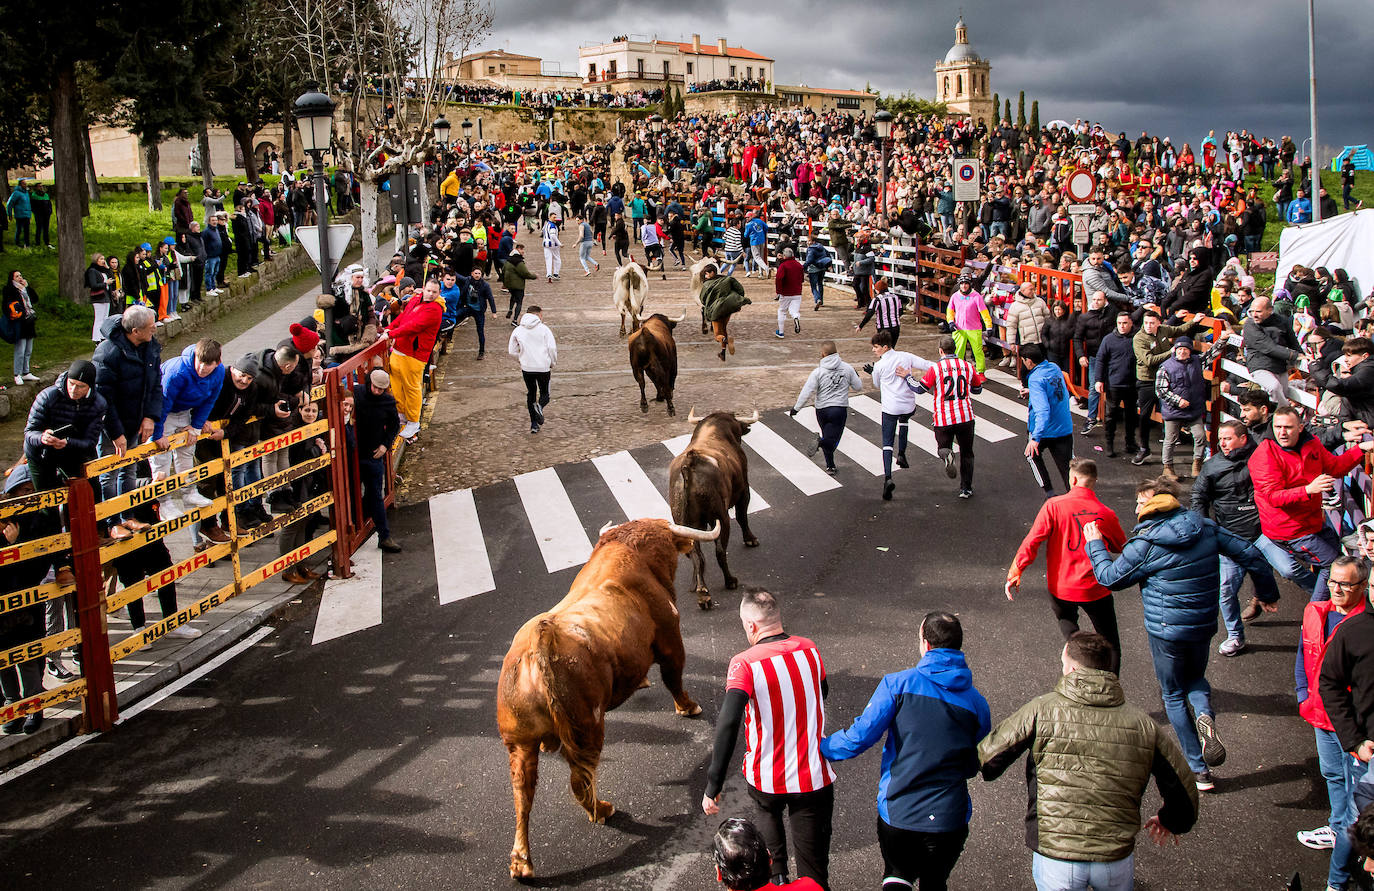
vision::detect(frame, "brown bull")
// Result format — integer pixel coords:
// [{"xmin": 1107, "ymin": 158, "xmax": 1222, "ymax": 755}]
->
[
  {"xmin": 667, "ymin": 409, "xmax": 760, "ymax": 609},
  {"xmin": 627, "ymin": 310, "xmax": 685, "ymax": 416},
  {"xmin": 496, "ymin": 517, "xmax": 719, "ymax": 879}
]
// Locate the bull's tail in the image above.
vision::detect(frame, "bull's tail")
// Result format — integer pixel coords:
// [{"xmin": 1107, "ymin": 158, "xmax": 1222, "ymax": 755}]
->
[
  {"xmin": 532, "ymin": 618, "xmax": 578, "ymax": 755},
  {"xmin": 670, "ymin": 451, "xmax": 712, "ymax": 526}
]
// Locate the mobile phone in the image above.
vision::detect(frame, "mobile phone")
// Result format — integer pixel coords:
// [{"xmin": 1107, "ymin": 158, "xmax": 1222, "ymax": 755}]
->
[{"xmin": 50, "ymin": 424, "xmax": 74, "ymax": 437}]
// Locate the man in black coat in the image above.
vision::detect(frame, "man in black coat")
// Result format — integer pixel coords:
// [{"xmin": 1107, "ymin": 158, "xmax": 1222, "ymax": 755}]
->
[
  {"xmin": 24, "ymin": 360, "xmax": 106, "ymax": 496},
  {"xmin": 1074, "ymin": 290, "xmax": 1114, "ymax": 434},
  {"xmin": 230, "ymin": 203, "xmax": 257, "ymax": 277},
  {"xmin": 1310, "ymin": 336, "xmax": 1374, "ymax": 429},
  {"xmin": 1242, "ymin": 295, "xmax": 1301, "ymax": 408},
  {"xmin": 91, "ymin": 305, "xmax": 162, "ymax": 531},
  {"xmin": 179, "ymin": 222, "xmax": 207, "ymax": 304},
  {"xmin": 353, "ymin": 368, "xmax": 402, "ymax": 553},
  {"xmin": 1094, "ymin": 311, "xmax": 1139, "ymax": 458}
]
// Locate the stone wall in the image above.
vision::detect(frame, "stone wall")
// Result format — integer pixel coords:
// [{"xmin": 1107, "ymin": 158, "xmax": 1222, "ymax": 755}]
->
[{"xmin": 682, "ymin": 91, "xmax": 781, "ymax": 116}]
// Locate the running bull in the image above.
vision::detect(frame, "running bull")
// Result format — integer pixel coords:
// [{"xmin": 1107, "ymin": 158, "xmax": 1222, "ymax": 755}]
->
[
  {"xmin": 627, "ymin": 310, "xmax": 685, "ymax": 416},
  {"xmin": 496, "ymin": 517, "xmax": 718, "ymax": 879},
  {"xmin": 668, "ymin": 409, "xmax": 760, "ymax": 608}
]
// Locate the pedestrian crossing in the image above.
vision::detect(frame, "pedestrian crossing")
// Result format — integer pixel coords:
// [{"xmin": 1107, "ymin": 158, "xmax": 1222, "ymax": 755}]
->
[{"xmin": 310, "ymin": 376, "xmax": 1041, "ymax": 645}]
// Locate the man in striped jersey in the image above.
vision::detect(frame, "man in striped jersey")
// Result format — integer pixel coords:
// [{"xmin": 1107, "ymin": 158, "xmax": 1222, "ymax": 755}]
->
[
  {"xmin": 915, "ymin": 336, "xmax": 986, "ymax": 499},
  {"xmin": 703, "ymin": 588, "xmax": 836, "ymax": 889},
  {"xmin": 854, "ymin": 278, "xmax": 903, "ymax": 347}
]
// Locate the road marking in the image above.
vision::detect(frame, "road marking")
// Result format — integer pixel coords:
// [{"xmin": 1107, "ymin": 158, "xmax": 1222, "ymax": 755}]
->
[
  {"xmin": 313, "ymin": 544, "xmax": 383, "ymax": 645},
  {"xmin": 912, "ymin": 392, "xmax": 1016, "ymax": 441},
  {"xmin": 0, "ymin": 626, "xmax": 275, "ymax": 787},
  {"xmin": 740, "ymin": 422, "xmax": 842, "ymax": 495},
  {"xmin": 429, "ymin": 489, "xmax": 495, "ymax": 604},
  {"xmin": 984, "ymin": 368, "xmax": 1088, "ymax": 417},
  {"xmin": 662, "ymin": 435, "xmax": 769, "ymax": 513},
  {"xmin": 592, "ymin": 451, "xmax": 672, "ymax": 521},
  {"xmin": 791, "ymin": 408, "xmax": 884, "ymax": 476},
  {"xmin": 849, "ymin": 396, "xmax": 938, "ymax": 456},
  {"xmin": 513, "ymin": 467, "xmax": 593, "ymax": 572}
]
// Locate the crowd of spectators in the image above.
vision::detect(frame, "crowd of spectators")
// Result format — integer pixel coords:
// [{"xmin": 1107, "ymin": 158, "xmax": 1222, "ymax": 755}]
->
[{"xmin": 687, "ymin": 78, "xmax": 767, "ymax": 94}]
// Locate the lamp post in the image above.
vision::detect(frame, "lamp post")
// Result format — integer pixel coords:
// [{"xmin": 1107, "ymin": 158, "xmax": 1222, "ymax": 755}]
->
[
  {"xmin": 650, "ymin": 113, "xmax": 664, "ymax": 168},
  {"xmin": 433, "ymin": 113, "xmax": 451, "ymax": 168},
  {"xmin": 873, "ymin": 109, "xmax": 894, "ymax": 218},
  {"xmin": 294, "ymin": 86, "xmax": 338, "ymax": 298},
  {"xmin": 1307, "ymin": 0, "xmax": 1321, "ymax": 222},
  {"xmin": 461, "ymin": 118, "xmax": 473, "ymax": 161}
]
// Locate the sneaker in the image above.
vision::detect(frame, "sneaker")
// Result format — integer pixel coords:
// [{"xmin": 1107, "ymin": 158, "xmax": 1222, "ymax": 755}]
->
[
  {"xmin": 165, "ymin": 313, "xmax": 181, "ymax": 321},
  {"xmin": 1, "ymin": 717, "xmax": 22, "ymax": 735},
  {"xmin": 378, "ymin": 537, "xmax": 403, "ymax": 553},
  {"xmin": 21, "ymin": 713, "xmax": 43, "ymax": 734},
  {"xmin": 47, "ymin": 659, "xmax": 76, "ymax": 681},
  {"xmin": 530, "ymin": 424, "xmax": 541, "ymax": 434},
  {"xmin": 183, "ymin": 490, "xmax": 213, "ymax": 509},
  {"xmin": 958, "ymin": 488, "xmax": 973, "ymax": 499},
  {"xmin": 160, "ymin": 496, "xmax": 186, "ymax": 521},
  {"xmin": 1218, "ymin": 637, "xmax": 1246, "ymax": 657},
  {"xmin": 400, "ymin": 420, "xmax": 421, "ymax": 439},
  {"xmin": 455, "ymin": 316, "xmax": 471, "ymax": 328},
  {"xmin": 1196, "ymin": 714, "xmax": 1227, "ymax": 767},
  {"xmin": 13, "ymin": 376, "xmax": 22, "ymax": 386},
  {"xmin": 793, "ymin": 318, "xmax": 801, "ymax": 334},
  {"xmin": 805, "ymin": 434, "xmax": 821, "ymax": 457},
  {"xmin": 824, "ymin": 466, "xmax": 837, "ymax": 475},
  {"xmin": 22, "ymin": 372, "xmax": 39, "ymax": 381},
  {"xmin": 1297, "ymin": 825, "xmax": 1337, "ymax": 850},
  {"xmin": 774, "ymin": 329, "xmax": 785, "ymax": 339},
  {"xmin": 939, "ymin": 447, "xmax": 957, "ymax": 478},
  {"xmin": 882, "ymin": 478, "xmax": 895, "ymax": 501},
  {"xmin": 1194, "ymin": 770, "xmax": 1216, "ymax": 792},
  {"xmin": 1081, "ymin": 420, "xmax": 1097, "ymax": 435},
  {"xmin": 167, "ymin": 625, "xmax": 203, "ymax": 640},
  {"xmin": 1131, "ymin": 448, "xmax": 1149, "ymax": 466}
]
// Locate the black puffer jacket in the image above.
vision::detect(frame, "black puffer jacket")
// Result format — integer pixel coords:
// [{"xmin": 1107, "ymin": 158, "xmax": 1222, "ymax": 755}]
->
[
  {"xmin": 1310, "ymin": 358, "xmax": 1374, "ymax": 429},
  {"xmin": 1073, "ymin": 305, "xmax": 1114, "ymax": 362},
  {"xmin": 1242, "ymin": 313, "xmax": 1300, "ymax": 377},
  {"xmin": 1041, "ymin": 312, "xmax": 1076, "ymax": 361},
  {"xmin": 0, "ymin": 466, "xmax": 50, "ymax": 649},
  {"xmin": 91, "ymin": 315, "xmax": 162, "ymax": 442},
  {"xmin": 1190, "ymin": 435, "xmax": 1260, "ymax": 540},
  {"xmin": 24, "ymin": 372, "xmax": 107, "ymax": 464}
]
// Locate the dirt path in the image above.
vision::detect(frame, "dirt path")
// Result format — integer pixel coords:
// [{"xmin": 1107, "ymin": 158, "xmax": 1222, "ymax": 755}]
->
[{"xmin": 399, "ymin": 242, "xmax": 943, "ymax": 502}]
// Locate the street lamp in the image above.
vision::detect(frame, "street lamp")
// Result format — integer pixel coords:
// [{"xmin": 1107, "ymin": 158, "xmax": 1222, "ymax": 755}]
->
[
  {"xmin": 433, "ymin": 114, "xmax": 451, "ymax": 149},
  {"xmin": 873, "ymin": 109, "xmax": 894, "ymax": 217},
  {"xmin": 294, "ymin": 86, "xmax": 337, "ymax": 300},
  {"xmin": 461, "ymin": 117, "xmax": 473, "ymax": 155}
]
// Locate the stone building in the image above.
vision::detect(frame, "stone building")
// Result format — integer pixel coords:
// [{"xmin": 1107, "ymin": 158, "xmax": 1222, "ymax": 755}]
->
[
  {"xmin": 578, "ymin": 35, "xmax": 773, "ymax": 93},
  {"xmin": 933, "ymin": 17, "xmax": 994, "ymax": 124}
]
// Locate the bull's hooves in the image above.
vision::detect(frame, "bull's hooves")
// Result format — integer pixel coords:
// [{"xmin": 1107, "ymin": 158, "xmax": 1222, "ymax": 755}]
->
[
  {"xmin": 744, "ymin": 538, "xmax": 760, "ymax": 548},
  {"xmin": 698, "ymin": 598, "xmax": 714, "ymax": 610},
  {"xmin": 590, "ymin": 802, "xmax": 615, "ymax": 823},
  {"xmin": 676, "ymin": 703, "xmax": 703, "ymax": 717},
  {"xmin": 667, "ymin": 408, "xmax": 676, "ymax": 416},
  {"xmin": 509, "ymin": 855, "xmax": 534, "ymax": 879},
  {"xmin": 724, "ymin": 578, "xmax": 740, "ymax": 590},
  {"xmin": 640, "ymin": 403, "xmax": 649, "ymax": 413}
]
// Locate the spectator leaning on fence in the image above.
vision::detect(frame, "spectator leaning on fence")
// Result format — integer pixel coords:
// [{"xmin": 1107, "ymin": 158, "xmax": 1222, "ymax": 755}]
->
[
  {"xmin": 152, "ymin": 339, "xmax": 224, "ymax": 521},
  {"xmin": 1242, "ymin": 295, "xmax": 1301, "ymax": 408}
]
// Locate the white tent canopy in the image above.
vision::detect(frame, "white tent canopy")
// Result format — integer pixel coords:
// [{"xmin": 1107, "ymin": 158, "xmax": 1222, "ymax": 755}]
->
[{"xmin": 1276, "ymin": 208, "xmax": 1374, "ymax": 298}]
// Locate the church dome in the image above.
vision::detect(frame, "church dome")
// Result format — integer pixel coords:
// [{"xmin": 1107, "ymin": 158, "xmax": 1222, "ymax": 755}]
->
[{"xmin": 943, "ymin": 43, "xmax": 980, "ymax": 63}]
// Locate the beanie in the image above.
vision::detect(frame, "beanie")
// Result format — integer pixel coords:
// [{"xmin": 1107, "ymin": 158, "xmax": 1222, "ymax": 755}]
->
[
  {"xmin": 233, "ymin": 354, "xmax": 261, "ymax": 377},
  {"xmin": 1172, "ymin": 336, "xmax": 1194, "ymax": 349},
  {"xmin": 67, "ymin": 359, "xmax": 97, "ymax": 388},
  {"xmin": 289, "ymin": 322, "xmax": 321, "ymax": 354}
]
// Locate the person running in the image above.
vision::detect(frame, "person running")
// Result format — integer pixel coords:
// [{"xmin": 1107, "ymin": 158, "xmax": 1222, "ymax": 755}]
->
[
  {"xmin": 575, "ymin": 213, "xmax": 600, "ymax": 277},
  {"xmin": 703, "ymin": 588, "xmax": 836, "ymax": 889},
  {"xmin": 915, "ymin": 336, "xmax": 985, "ymax": 498},
  {"xmin": 946, "ymin": 273, "xmax": 992, "ymax": 372},
  {"xmin": 507, "ymin": 305, "xmax": 557, "ymax": 434},
  {"xmin": 789, "ymin": 341, "xmax": 863, "ymax": 475},
  {"xmin": 820, "ymin": 612, "xmax": 990, "ymax": 891},
  {"xmin": 1019, "ymin": 343, "xmax": 1074, "ymax": 497},
  {"xmin": 540, "ymin": 218, "xmax": 562, "ymax": 282},
  {"xmin": 699, "ymin": 263, "xmax": 751, "ymax": 362},
  {"xmin": 774, "ymin": 248, "xmax": 805, "ymax": 339},
  {"xmin": 865, "ymin": 330, "xmax": 931, "ymax": 502},
  {"xmin": 854, "ymin": 279, "xmax": 903, "ymax": 347},
  {"xmin": 640, "ymin": 214, "xmax": 663, "ymax": 271},
  {"xmin": 1007, "ymin": 458, "xmax": 1128, "ymax": 674}
]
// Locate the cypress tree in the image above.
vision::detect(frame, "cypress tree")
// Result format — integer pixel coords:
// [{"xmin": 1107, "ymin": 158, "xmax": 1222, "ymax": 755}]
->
[
  {"xmin": 1004, "ymin": 98, "xmax": 1011, "ymax": 123},
  {"xmin": 1016, "ymin": 91, "xmax": 1026, "ymax": 128},
  {"xmin": 992, "ymin": 92, "xmax": 1000, "ymax": 122},
  {"xmin": 1029, "ymin": 100, "xmax": 1040, "ymax": 134}
]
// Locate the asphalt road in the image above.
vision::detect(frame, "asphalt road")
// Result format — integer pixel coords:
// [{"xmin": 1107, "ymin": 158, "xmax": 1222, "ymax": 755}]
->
[{"xmin": 0, "ymin": 383, "xmax": 1338, "ymax": 890}]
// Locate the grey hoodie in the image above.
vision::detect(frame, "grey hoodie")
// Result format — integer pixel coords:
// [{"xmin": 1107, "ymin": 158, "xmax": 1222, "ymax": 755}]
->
[{"xmin": 793, "ymin": 353, "xmax": 863, "ymax": 411}]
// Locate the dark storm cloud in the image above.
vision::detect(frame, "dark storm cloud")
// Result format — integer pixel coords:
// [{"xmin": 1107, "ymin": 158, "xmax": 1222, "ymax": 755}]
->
[{"xmin": 486, "ymin": 0, "xmax": 1371, "ymax": 154}]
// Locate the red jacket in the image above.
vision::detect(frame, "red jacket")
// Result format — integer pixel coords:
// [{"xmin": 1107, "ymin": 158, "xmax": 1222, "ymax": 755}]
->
[
  {"xmin": 1012, "ymin": 485, "xmax": 1126, "ymax": 602},
  {"xmin": 775, "ymin": 257, "xmax": 804, "ymax": 297},
  {"xmin": 387, "ymin": 296, "xmax": 443, "ymax": 362},
  {"xmin": 1248, "ymin": 433, "xmax": 1367, "ymax": 541},
  {"xmin": 1299, "ymin": 598, "xmax": 1365, "ymax": 730}
]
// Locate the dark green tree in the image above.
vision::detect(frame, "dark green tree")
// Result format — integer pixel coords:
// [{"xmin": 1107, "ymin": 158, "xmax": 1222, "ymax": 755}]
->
[
  {"xmin": 876, "ymin": 92, "xmax": 948, "ymax": 116},
  {"xmin": 0, "ymin": 32, "xmax": 51, "ymax": 200},
  {"xmin": 1016, "ymin": 91, "xmax": 1026, "ymax": 128},
  {"xmin": 1029, "ymin": 100, "xmax": 1040, "ymax": 134},
  {"xmin": 991, "ymin": 92, "xmax": 999, "ymax": 123},
  {"xmin": 1004, "ymin": 98, "xmax": 1012, "ymax": 123},
  {"xmin": 207, "ymin": 0, "xmax": 295, "ymax": 185}
]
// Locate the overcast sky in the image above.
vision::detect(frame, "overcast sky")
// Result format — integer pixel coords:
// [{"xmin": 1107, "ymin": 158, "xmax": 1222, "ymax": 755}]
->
[{"xmin": 484, "ymin": 0, "xmax": 1371, "ymax": 158}]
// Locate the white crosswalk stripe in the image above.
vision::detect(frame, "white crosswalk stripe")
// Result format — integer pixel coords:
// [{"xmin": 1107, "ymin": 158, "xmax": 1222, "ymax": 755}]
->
[
  {"xmin": 313, "ymin": 544, "xmax": 383, "ymax": 645},
  {"xmin": 911, "ymin": 391, "xmax": 1016, "ymax": 441},
  {"xmin": 662, "ymin": 435, "xmax": 770, "ymax": 513},
  {"xmin": 848, "ymin": 395, "xmax": 938, "ymax": 456},
  {"xmin": 740, "ymin": 422, "xmax": 842, "ymax": 495},
  {"xmin": 984, "ymin": 367, "xmax": 1088, "ymax": 417},
  {"xmin": 514, "ymin": 467, "xmax": 594, "ymax": 572},
  {"xmin": 593, "ymin": 450, "xmax": 672, "ymax": 521},
  {"xmin": 790, "ymin": 408, "xmax": 885, "ymax": 476},
  {"xmin": 430, "ymin": 488, "xmax": 495, "ymax": 604}
]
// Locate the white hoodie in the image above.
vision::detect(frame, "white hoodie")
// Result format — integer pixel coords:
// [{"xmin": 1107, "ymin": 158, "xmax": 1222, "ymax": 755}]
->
[{"xmin": 508, "ymin": 313, "xmax": 558, "ymax": 372}]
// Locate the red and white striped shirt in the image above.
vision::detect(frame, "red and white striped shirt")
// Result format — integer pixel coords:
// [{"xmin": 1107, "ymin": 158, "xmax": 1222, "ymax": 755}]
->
[
  {"xmin": 725, "ymin": 635, "xmax": 835, "ymax": 795},
  {"xmin": 920, "ymin": 356, "xmax": 985, "ymax": 427}
]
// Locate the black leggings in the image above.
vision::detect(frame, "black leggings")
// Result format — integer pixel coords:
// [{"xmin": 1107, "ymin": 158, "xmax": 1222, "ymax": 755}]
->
[
  {"xmin": 815, "ymin": 406, "xmax": 848, "ymax": 470},
  {"xmin": 880, "ymin": 411, "xmax": 912, "ymax": 478},
  {"xmin": 522, "ymin": 370, "xmax": 550, "ymax": 426},
  {"xmin": 877, "ymin": 817, "xmax": 967, "ymax": 891},
  {"xmin": 1050, "ymin": 595, "xmax": 1122, "ymax": 675},
  {"xmin": 506, "ymin": 289, "xmax": 524, "ymax": 317},
  {"xmin": 934, "ymin": 420, "xmax": 976, "ymax": 489},
  {"xmin": 1027, "ymin": 433, "xmax": 1073, "ymax": 495},
  {"xmin": 1137, "ymin": 381, "xmax": 1160, "ymax": 451},
  {"xmin": 614, "ymin": 243, "xmax": 631, "ymax": 265}
]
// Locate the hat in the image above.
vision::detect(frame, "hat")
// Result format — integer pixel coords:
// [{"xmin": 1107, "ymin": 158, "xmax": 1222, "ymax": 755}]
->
[
  {"xmin": 67, "ymin": 358, "xmax": 97, "ymax": 387},
  {"xmin": 163, "ymin": 236, "xmax": 176, "ymax": 245},
  {"xmin": 140, "ymin": 242, "xmax": 152, "ymax": 251},
  {"xmin": 289, "ymin": 322, "xmax": 320, "ymax": 354},
  {"xmin": 369, "ymin": 369, "xmax": 391, "ymax": 389},
  {"xmin": 233, "ymin": 354, "xmax": 261, "ymax": 377},
  {"xmin": 1172, "ymin": 336, "xmax": 1194, "ymax": 349}
]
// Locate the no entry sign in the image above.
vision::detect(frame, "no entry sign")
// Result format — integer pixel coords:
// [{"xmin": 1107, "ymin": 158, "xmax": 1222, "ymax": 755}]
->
[
  {"xmin": 953, "ymin": 159, "xmax": 980, "ymax": 202},
  {"xmin": 1065, "ymin": 169, "xmax": 1097, "ymax": 203}
]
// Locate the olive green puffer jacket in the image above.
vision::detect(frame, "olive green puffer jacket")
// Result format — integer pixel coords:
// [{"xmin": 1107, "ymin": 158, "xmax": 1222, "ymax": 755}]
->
[{"xmin": 977, "ymin": 668, "xmax": 1199, "ymax": 862}]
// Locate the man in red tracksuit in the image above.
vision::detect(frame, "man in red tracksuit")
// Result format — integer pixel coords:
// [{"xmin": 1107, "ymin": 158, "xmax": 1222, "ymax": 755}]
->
[
  {"xmin": 1249, "ymin": 405, "xmax": 1374, "ymax": 601},
  {"xmin": 381, "ymin": 278, "xmax": 444, "ymax": 440},
  {"xmin": 1006, "ymin": 457, "xmax": 1128, "ymax": 673}
]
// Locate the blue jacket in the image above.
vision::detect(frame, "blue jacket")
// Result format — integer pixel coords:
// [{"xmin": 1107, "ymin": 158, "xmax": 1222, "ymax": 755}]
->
[
  {"xmin": 202, "ymin": 225, "xmax": 223, "ymax": 260},
  {"xmin": 1088, "ymin": 494, "xmax": 1278, "ymax": 641},
  {"xmin": 803, "ymin": 243, "xmax": 832, "ymax": 272},
  {"xmin": 1287, "ymin": 197, "xmax": 1312, "ymax": 223},
  {"xmin": 1027, "ymin": 360, "xmax": 1073, "ymax": 441},
  {"xmin": 156, "ymin": 344, "xmax": 226, "ymax": 439},
  {"xmin": 820, "ymin": 648, "xmax": 991, "ymax": 832},
  {"xmin": 5, "ymin": 188, "xmax": 31, "ymax": 220},
  {"xmin": 440, "ymin": 277, "xmax": 470, "ymax": 327},
  {"xmin": 744, "ymin": 217, "xmax": 767, "ymax": 246}
]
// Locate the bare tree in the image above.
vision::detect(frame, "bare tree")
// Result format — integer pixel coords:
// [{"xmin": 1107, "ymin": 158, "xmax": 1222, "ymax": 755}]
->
[{"xmin": 274, "ymin": 0, "xmax": 492, "ymax": 277}]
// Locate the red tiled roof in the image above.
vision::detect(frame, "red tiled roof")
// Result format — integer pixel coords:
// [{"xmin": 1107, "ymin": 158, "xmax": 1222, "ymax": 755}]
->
[
  {"xmin": 779, "ymin": 85, "xmax": 874, "ymax": 98},
  {"xmin": 653, "ymin": 40, "xmax": 773, "ymax": 61}
]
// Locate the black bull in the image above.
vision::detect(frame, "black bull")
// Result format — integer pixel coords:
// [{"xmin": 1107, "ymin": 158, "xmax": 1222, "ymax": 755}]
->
[
  {"xmin": 666, "ymin": 410, "xmax": 761, "ymax": 608},
  {"xmin": 627, "ymin": 313, "xmax": 680, "ymax": 416}
]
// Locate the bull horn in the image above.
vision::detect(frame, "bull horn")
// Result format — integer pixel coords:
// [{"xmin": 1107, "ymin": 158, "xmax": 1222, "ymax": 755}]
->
[
  {"xmin": 668, "ymin": 309, "xmax": 687, "ymax": 323},
  {"xmin": 599, "ymin": 520, "xmax": 617, "ymax": 535},
  {"xmin": 667, "ymin": 519, "xmax": 721, "ymax": 541},
  {"xmin": 687, "ymin": 407, "xmax": 701, "ymax": 424},
  {"xmin": 734, "ymin": 410, "xmax": 760, "ymax": 425}
]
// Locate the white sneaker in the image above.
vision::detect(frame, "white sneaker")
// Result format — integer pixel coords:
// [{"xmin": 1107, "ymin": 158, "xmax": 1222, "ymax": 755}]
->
[
  {"xmin": 22, "ymin": 372, "xmax": 39, "ymax": 381},
  {"xmin": 183, "ymin": 490, "xmax": 213, "ymax": 509},
  {"xmin": 166, "ymin": 312, "xmax": 181, "ymax": 321},
  {"xmin": 400, "ymin": 421, "xmax": 421, "ymax": 439},
  {"xmin": 167, "ymin": 625, "xmax": 202, "ymax": 639},
  {"xmin": 14, "ymin": 376, "xmax": 23, "ymax": 386},
  {"xmin": 159, "ymin": 495, "xmax": 186, "ymax": 521},
  {"xmin": 1297, "ymin": 825, "xmax": 1337, "ymax": 850}
]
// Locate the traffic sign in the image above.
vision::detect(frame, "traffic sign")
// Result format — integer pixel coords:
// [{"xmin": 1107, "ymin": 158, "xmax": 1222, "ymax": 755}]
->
[
  {"xmin": 296, "ymin": 224, "xmax": 356, "ymax": 281},
  {"xmin": 1070, "ymin": 214, "xmax": 1090, "ymax": 245},
  {"xmin": 1065, "ymin": 169, "xmax": 1097, "ymax": 203},
  {"xmin": 1068, "ymin": 204, "xmax": 1097, "ymax": 215},
  {"xmin": 953, "ymin": 159, "xmax": 981, "ymax": 202}
]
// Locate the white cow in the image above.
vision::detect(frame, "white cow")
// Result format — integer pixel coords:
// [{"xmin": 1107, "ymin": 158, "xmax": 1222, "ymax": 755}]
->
[{"xmin": 613, "ymin": 262, "xmax": 650, "ymax": 337}]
